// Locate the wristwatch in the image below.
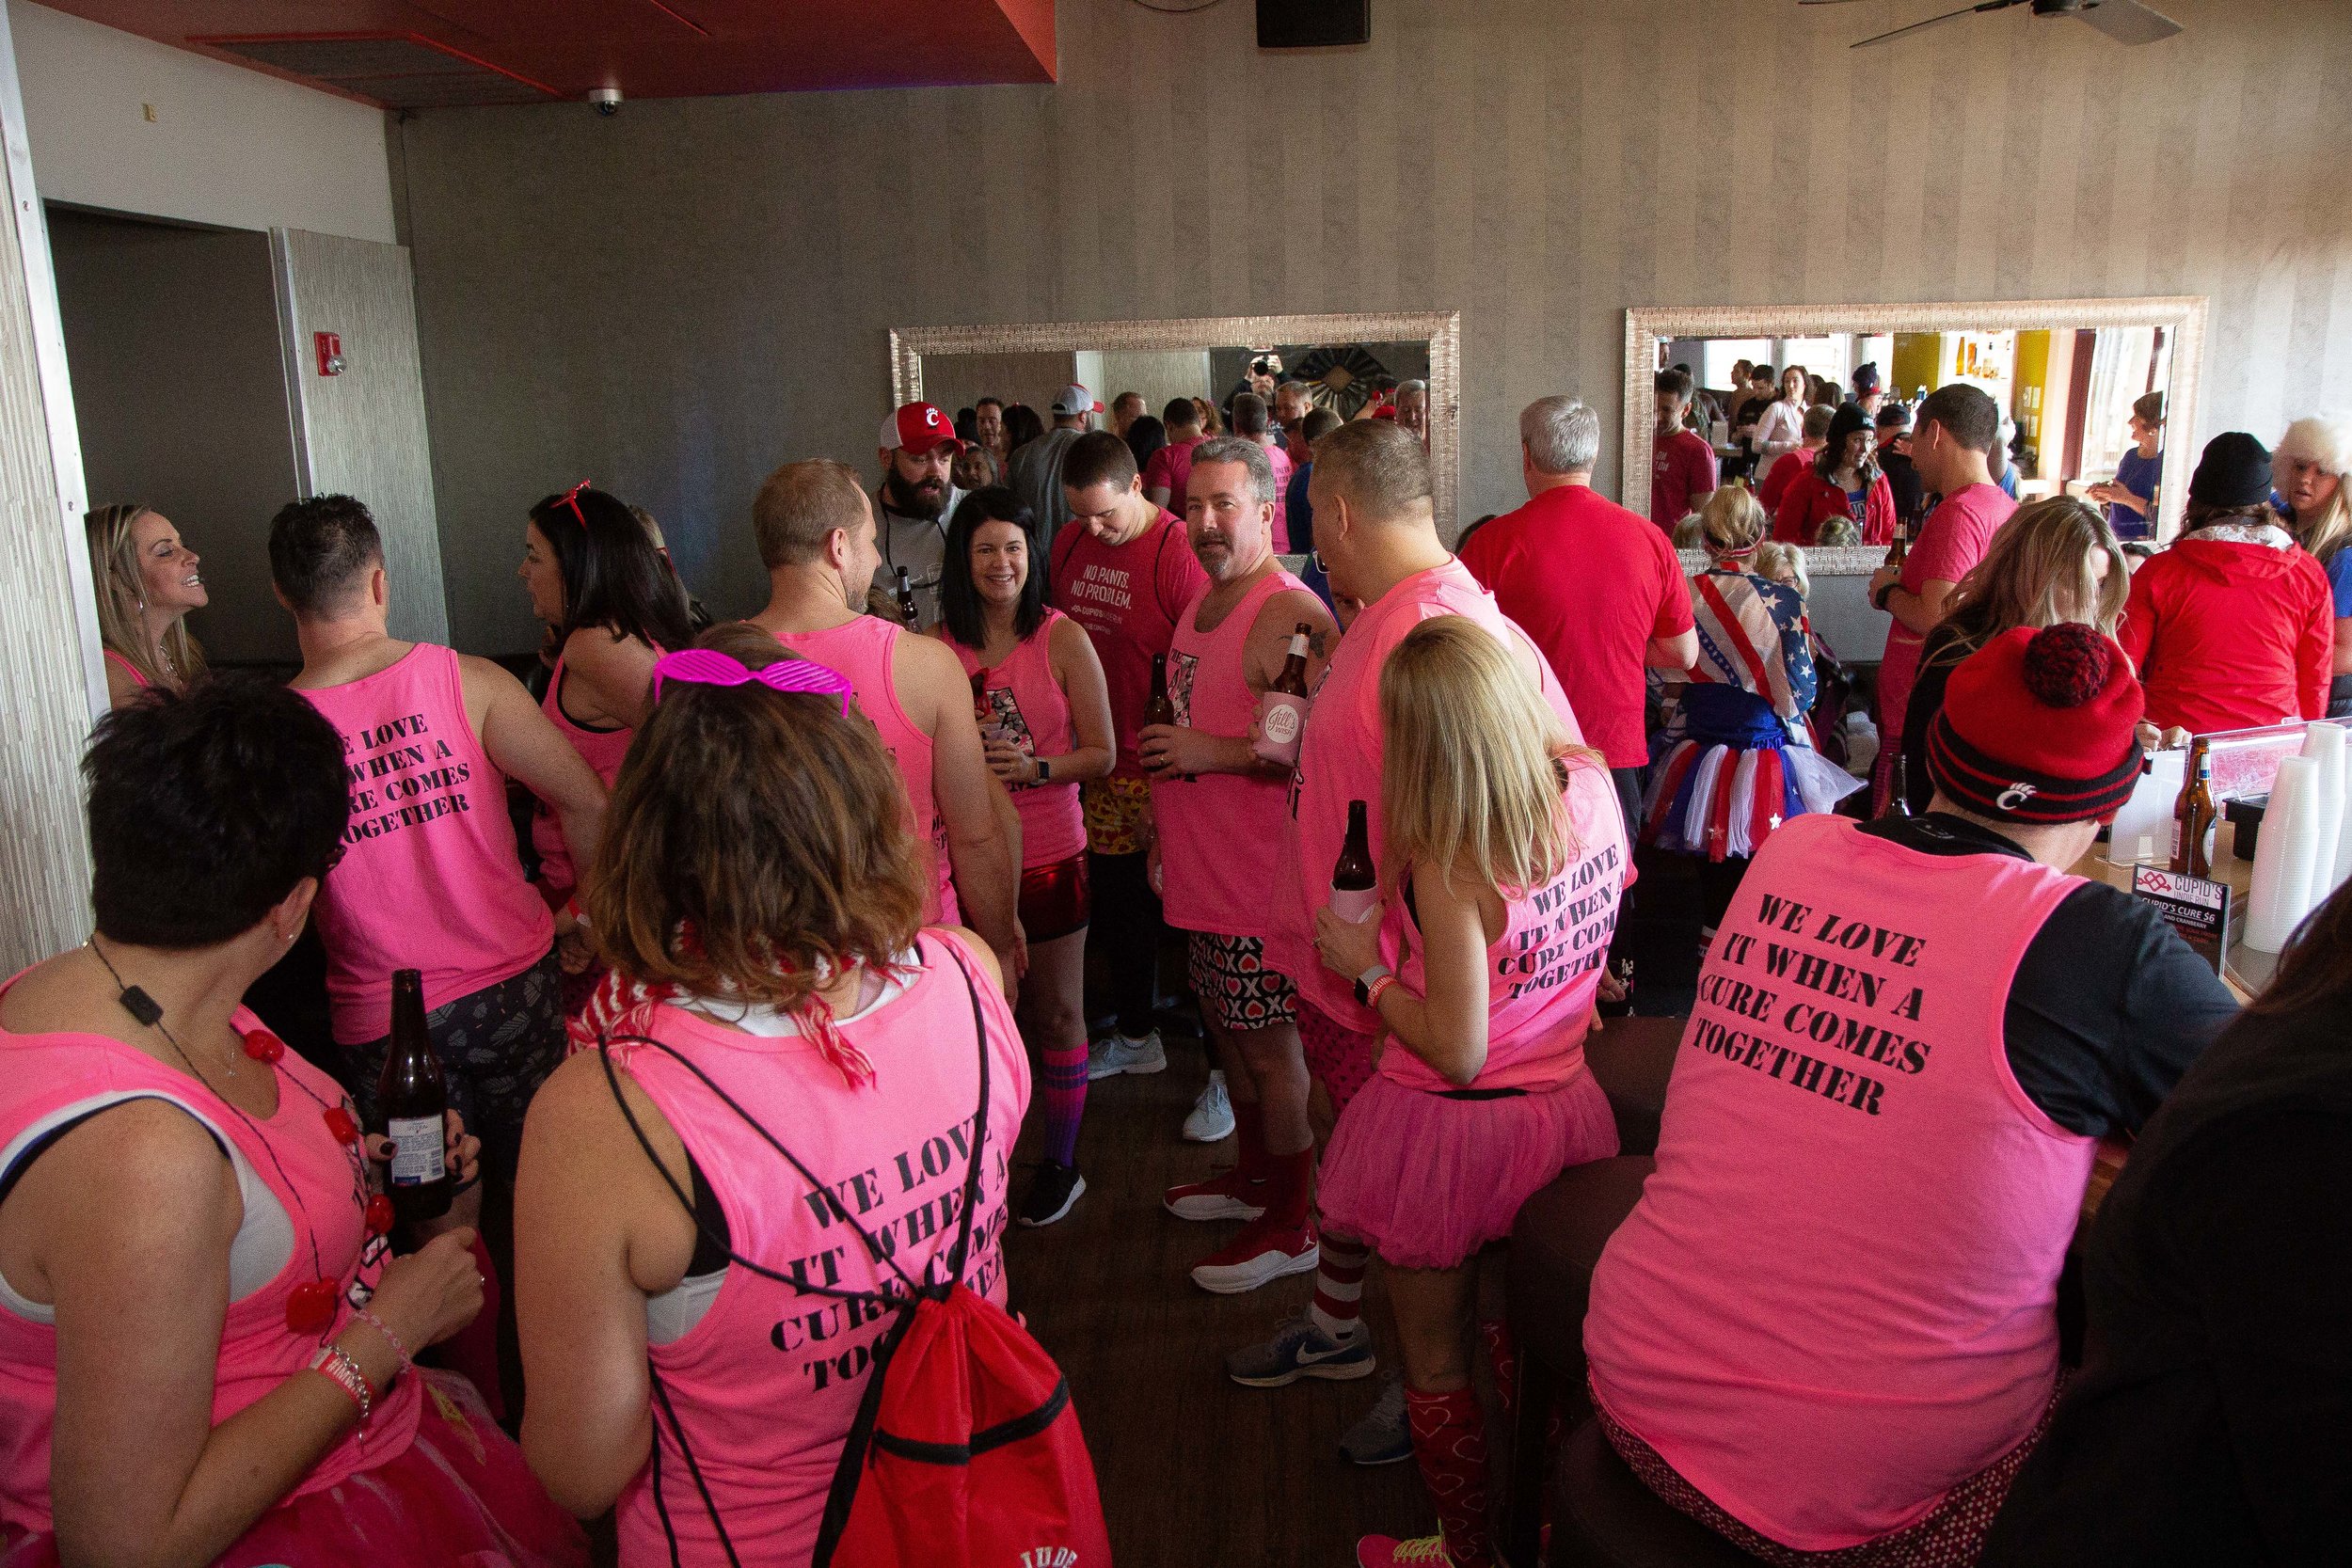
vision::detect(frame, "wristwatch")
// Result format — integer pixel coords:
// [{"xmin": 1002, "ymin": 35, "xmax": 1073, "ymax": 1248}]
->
[
  {"xmin": 1035, "ymin": 757, "xmax": 1052, "ymax": 783},
  {"xmin": 1872, "ymin": 580, "xmax": 1899, "ymax": 611},
  {"xmin": 1353, "ymin": 963, "xmax": 1393, "ymax": 1007}
]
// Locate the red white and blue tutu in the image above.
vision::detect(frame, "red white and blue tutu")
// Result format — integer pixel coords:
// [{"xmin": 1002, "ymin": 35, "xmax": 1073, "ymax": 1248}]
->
[{"xmin": 1647, "ymin": 681, "xmax": 1861, "ymax": 863}]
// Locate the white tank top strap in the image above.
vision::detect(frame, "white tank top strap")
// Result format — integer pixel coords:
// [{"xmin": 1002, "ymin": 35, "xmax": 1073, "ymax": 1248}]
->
[{"xmin": 0, "ymin": 1090, "xmax": 294, "ymax": 1323}]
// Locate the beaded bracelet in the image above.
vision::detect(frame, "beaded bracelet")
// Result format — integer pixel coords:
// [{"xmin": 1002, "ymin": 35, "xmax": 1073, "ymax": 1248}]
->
[
  {"xmin": 352, "ymin": 1307, "xmax": 411, "ymax": 1377},
  {"xmin": 310, "ymin": 1344, "xmax": 373, "ymax": 1423}
]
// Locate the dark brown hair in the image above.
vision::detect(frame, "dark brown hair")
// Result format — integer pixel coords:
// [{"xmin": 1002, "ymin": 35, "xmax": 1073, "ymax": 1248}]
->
[{"xmin": 585, "ymin": 622, "xmax": 926, "ymax": 1009}]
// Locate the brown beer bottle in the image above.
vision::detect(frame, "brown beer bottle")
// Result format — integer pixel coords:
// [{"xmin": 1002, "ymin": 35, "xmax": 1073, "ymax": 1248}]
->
[
  {"xmin": 1885, "ymin": 513, "xmax": 1911, "ymax": 569},
  {"xmin": 1330, "ymin": 799, "xmax": 1379, "ymax": 924},
  {"xmin": 2170, "ymin": 741, "xmax": 2217, "ymax": 876},
  {"xmin": 1147, "ymin": 651, "xmax": 1190, "ymax": 781},
  {"xmin": 1253, "ymin": 622, "xmax": 1314, "ymax": 768},
  {"xmin": 894, "ymin": 566, "xmax": 919, "ymax": 627},
  {"xmin": 376, "ymin": 969, "xmax": 453, "ymax": 1226}
]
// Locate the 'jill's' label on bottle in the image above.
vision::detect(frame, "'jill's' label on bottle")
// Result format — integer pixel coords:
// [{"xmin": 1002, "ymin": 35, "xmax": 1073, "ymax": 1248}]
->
[
  {"xmin": 1328, "ymin": 885, "xmax": 1379, "ymax": 924},
  {"xmin": 386, "ymin": 1115, "xmax": 445, "ymax": 1186}
]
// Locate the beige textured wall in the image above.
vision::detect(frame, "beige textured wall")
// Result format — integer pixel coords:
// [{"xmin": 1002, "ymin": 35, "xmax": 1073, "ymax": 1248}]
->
[
  {"xmin": 401, "ymin": 0, "xmax": 2352, "ymax": 656},
  {"xmin": 275, "ymin": 229, "xmax": 449, "ymax": 646}
]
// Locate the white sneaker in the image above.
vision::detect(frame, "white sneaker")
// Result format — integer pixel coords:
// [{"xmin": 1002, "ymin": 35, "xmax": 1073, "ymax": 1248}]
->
[
  {"xmin": 1086, "ymin": 1029, "xmax": 1167, "ymax": 1081},
  {"xmin": 1183, "ymin": 1069, "xmax": 1235, "ymax": 1142}
]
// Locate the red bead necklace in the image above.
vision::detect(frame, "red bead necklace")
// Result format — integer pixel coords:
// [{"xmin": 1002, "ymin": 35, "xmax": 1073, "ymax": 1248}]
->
[{"xmin": 89, "ymin": 940, "xmax": 386, "ymax": 1338}]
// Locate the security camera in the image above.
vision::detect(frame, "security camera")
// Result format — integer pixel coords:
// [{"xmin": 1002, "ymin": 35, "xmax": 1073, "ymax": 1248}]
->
[{"xmin": 589, "ymin": 87, "xmax": 622, "ymax": 117}]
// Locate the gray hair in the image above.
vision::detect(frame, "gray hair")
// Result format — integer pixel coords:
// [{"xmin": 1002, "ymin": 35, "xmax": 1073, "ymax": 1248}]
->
[
  {"xmin": 1521, "ymin": 396, "xmax": 1600, "ymax": 476},
  {"xmin": 1189, "ymin": 436, "xmax": 1278, "ymax": 506},
  {"xmin": 1397, "ymin": 378, "xmax": 1428, "ymax": 401}
]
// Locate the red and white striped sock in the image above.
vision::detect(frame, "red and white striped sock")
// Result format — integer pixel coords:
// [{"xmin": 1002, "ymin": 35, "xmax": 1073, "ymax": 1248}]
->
[{"xmin": 1309, "ymin": 1232, "xmax": 1370, "ymax": 1342}]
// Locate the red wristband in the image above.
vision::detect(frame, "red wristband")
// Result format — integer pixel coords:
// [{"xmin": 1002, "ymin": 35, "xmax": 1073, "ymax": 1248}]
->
[
  {"xmin": 1365, "ymin": 974, "xmax": 1401, "ymax": 1011},
  {"xmin": 310, "ymin": 1344, "xmax": 373, "ymax": 1422}
]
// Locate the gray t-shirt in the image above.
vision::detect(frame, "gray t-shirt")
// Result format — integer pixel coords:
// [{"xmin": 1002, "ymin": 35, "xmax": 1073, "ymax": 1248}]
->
[
  {"xmin": 1008, "ymin": 427, "xmax": 1083, "ymax": 551},
  {"xmin": 877, "ymin": 483, "xmax": 963, "ymax": 629}
]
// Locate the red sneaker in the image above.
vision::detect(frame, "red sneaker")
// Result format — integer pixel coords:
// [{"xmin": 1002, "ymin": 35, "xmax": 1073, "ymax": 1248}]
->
[
  {"xmin": 1189, "ymin": 1218, "xmax": 1317, "ymax": 1294},
  {"xmin": 1162, "ymin": 1164, "xmax": 1268, "ymax": 1222}
]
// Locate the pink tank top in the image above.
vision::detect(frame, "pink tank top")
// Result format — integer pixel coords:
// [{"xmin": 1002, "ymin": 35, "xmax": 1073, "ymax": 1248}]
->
[
  {"xmin": 0, "ymin": 992, "xmax": 421, "ymax": 1531},
  {"xmin": 299, "ymin": 644, "xmax": 554, "ymax": 1044},
  {"xmin": 1155, "ymin": 570, "xmax": 1303, "ymax": 939},
  {"xmin": 947, "ymin": 611, "xmax": 1083, "ymax": 869},
  {"xmin": 776, "ymin": 618, "xmax": 957, "ymax": 925},
  {"xmin": 102, "ymin": 648, "xmax": 150, "ymax": 690},
  {"xmin": 610, "ymin": 932, "xmax": 1028, "ymax": 1567},
  {"xmin": 1583, "ymin": 815, "xmax": 2095, "ymax": 1551},
  {"xmin": 1381, "ymin": 757, "xmax": 1627, "ymax": 1092},
  {"xmin": 1267, "ymin": 560, "xmax": 1585, "ymax": 1032},
  {"xmin": 530, "ymin": 652, "xmax": 637, "ymax": 895}
]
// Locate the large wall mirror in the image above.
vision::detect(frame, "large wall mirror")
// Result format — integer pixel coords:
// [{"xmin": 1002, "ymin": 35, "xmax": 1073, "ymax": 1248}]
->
[
  {"xmin": 891, "ymin": 310, "xmax": 1463, "ymax": 531},
  {"xmin": 1624, "ymin": 296, "xmax": 2209, "ymax": 546}
]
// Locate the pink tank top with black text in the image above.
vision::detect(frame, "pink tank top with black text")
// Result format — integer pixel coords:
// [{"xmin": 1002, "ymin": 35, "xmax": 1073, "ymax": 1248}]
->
[
  {"xmin": 1267, "ymin": 560, "xmax": 1585, "ymax": 1032},
  {"xmin": 1155, "ymin": 569, "xmax": 1303, "ymax": 939},
  {"xmin": 775, "ymin": 617, "xmax": 957, "ymax": 925},
  {"xmin": 1582, "ymin": 814, "xmax": 2095, "ymax": 1552},
  {"xmin": 0, "ymin": 990, "xmax": 421, "ymax": 1532},
  {"xmin": 299, "ymin": 644, "xmax": 553, "ymax": 1044},
  {"xmin": 1382, "ymin": 757, "xmax": 1628, "ymax": 1092},
  {"xmin": 610, "ymin": 932, "xmax": 1028, "ymax": 1567},
  {"xmin": 947, "ymin": 610, "xmax": 1085, "ymax": 869},
  {"xmin": 530, "ymin": 652, "xmax": 637, "ymax": 895}
]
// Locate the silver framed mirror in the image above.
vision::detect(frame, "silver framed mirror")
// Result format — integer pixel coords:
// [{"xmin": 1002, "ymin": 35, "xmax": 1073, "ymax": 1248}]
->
[
  {"xmin": 890, "ymin": 310, "xmax": 1463, "ymax": 532},
  {"xmin": 1623, "ymin": 295, "xmax": 2209, "ymax": 541}
]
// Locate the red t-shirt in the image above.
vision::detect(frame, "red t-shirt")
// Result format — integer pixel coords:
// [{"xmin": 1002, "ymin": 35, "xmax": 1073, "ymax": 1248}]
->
[
  {"xmin": 1143, "ymin": 436, "xmax": 1202, "ymax": 519},
  {"xmin": 1048, "ymin": 508, "xmax": 1208, "ymax": 778},
  {"xmin": 1460, "ymin": 483, "xmax": 1693, "ymax": 768},
  {"xmin": 1650, "ymin": 428, "xmax": 1719, "ymax": 529}
]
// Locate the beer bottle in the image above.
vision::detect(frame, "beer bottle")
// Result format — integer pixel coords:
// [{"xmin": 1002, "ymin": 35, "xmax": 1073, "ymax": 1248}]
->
[
  {"xmin": 1883, "ymin": 753, "xmax": 1915, "ymax": 819},
  {"xmin": 1330, "ymin": 799, "xmax": 1379, "ymax": 924},
  {"xmin": 376, "ymin": 969, "xmax": 453, "ymax": 1227},
  {"xmin": 894, "ymin": 567, "xmax": 919, "ymax": 626},
  {"xmin": 2170, "ymin": 741, "xmax": 2217, "ymax": 877},
  {"xmin": 1252, "ymin": 622, "xmax": 1314, "ymax": 767},
  {"xmin": 1885, "ymin": 513, "xmax": 1911, "ymax": 569},
  {"xmin": 1146, "ymin": 652, "xmax": 1190, "ymax": 781}
]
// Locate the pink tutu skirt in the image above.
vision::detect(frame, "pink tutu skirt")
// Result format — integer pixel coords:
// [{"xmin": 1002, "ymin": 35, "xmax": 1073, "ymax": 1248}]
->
[
  {"xmin": 4, "ymin": 1371, "xmax": 586, "ymax": 1568},
  {"xmin": 1317, "ymin": 1068, "xmax": 1619, "ymax": 1270}
]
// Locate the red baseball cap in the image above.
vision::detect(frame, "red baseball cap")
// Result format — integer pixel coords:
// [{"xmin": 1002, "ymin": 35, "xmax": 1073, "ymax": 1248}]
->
[{"xmin": 881, "ymin": 402, "xmax": 964, "ymax": 455}]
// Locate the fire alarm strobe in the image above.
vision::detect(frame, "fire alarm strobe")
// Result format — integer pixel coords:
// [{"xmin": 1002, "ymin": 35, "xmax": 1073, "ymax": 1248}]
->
[{"xmin": 315, "ymin": 331, "xmax": 344, "ymax": 375}]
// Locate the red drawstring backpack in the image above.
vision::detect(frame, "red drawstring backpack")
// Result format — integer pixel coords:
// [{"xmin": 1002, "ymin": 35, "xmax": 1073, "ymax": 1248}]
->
[{"xmin": 599, "ymin": 938, "xmax": 1113, "ymax": 1568}]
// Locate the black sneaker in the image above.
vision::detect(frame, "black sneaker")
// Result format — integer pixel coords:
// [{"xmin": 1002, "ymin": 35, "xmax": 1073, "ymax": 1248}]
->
[{"xmin": 1017, "ymin": 1161, "xmax": 1087, "ymax": 1227}]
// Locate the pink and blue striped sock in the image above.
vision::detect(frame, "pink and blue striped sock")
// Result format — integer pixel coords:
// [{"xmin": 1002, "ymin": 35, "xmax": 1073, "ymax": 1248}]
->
[{"xmin": 1041, "ymin": 1039, "xmax": 1089, "ymax": 1167}]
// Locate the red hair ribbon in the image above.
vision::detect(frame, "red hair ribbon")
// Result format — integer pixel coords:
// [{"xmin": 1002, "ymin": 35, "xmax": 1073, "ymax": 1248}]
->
[{"xmin": 555, "ymin": 480, "xmax": 592, "ymax": 528}]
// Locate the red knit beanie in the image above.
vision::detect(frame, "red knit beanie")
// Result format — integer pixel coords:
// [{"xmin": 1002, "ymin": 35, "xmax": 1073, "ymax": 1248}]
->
[{"xmin": 1926, "ymin": 622, "xmax": 2145, "ymax": 824}]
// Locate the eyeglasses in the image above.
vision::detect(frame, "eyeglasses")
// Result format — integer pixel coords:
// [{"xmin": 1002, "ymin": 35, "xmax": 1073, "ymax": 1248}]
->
[
  {"xmin": 553, "ymin": 480, "xmax": 592, "ymax": 528},
  {"xmin": 651, "ymin": 648, "xmax": 854, "ymax": 715}
]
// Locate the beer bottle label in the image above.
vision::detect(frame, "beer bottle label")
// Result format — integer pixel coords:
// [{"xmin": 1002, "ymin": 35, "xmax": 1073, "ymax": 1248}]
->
[
  {"xmin": 1254, "ymin": 693, "xmax": 1308, "ymax": 765},
  {"xmin": 386, "ymin": 1115, "xmax": 446, "ymax": 1187},
  {"xmin": 1328, "ymin": 884, "xmax": 1379, "ymax": 924}
]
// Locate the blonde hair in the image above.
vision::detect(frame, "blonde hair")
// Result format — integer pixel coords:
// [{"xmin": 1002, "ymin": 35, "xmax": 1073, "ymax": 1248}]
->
[
  {"xmin": 2275, "ymin": 413, "xmax": 2352, "ymax": 572},
  {"xmin": 1937, "ymin": 495, "xmax": 2127, "ymax": 658},
  {"xmin": 85, "ymin": 503, "xmax": 205, "ymax": 691},
  {"xmin": 1377, "ymin": 617, "xmax": 1599, "ymax": 900},
  {"xmin": 1754, "ymin": 541, "xmax": 1809, "ymax": 600},
  {"xmin": 1698, "ymin": 485, "xmax": 1768, "ymax": 557}
]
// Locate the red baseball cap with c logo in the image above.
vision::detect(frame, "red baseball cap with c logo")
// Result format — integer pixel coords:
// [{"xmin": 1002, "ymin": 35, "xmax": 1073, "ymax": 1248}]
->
[{"xmin": 880, "ymin": 402, "xmax": 965, "ymax": 454}]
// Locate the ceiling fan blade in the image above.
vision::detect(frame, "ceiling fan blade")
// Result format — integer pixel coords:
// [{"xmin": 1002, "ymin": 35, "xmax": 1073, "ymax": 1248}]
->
[
  {"xmin": 1851, "ymin": 1, "xmax": 2024, "ymax": 50},
  {"xmin": 2074, "ymin": 0, "xmax": 2184, "ymax": 45}
]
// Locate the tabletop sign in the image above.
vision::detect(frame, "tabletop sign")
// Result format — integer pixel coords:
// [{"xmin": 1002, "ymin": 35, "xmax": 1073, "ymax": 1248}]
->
[{"xmin": 2131, "ymin": 864, "xmax": 2233, "ymax": 974}]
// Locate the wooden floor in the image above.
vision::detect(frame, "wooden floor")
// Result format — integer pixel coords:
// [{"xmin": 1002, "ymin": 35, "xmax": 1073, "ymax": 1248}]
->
[{"xmin": 1006, "ymin": 1034, "xmax": 1430, "ymax": 1568}]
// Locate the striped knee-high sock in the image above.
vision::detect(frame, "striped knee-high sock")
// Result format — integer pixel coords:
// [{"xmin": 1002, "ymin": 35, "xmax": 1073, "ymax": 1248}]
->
[
  {"xmin": 1310, "ymin": 1232, "xmax": 1371, "ymax": 1341},
  {"xmin": 1041, "ymin": 1038, "xmax": 1089, "ymax": 1166}
]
